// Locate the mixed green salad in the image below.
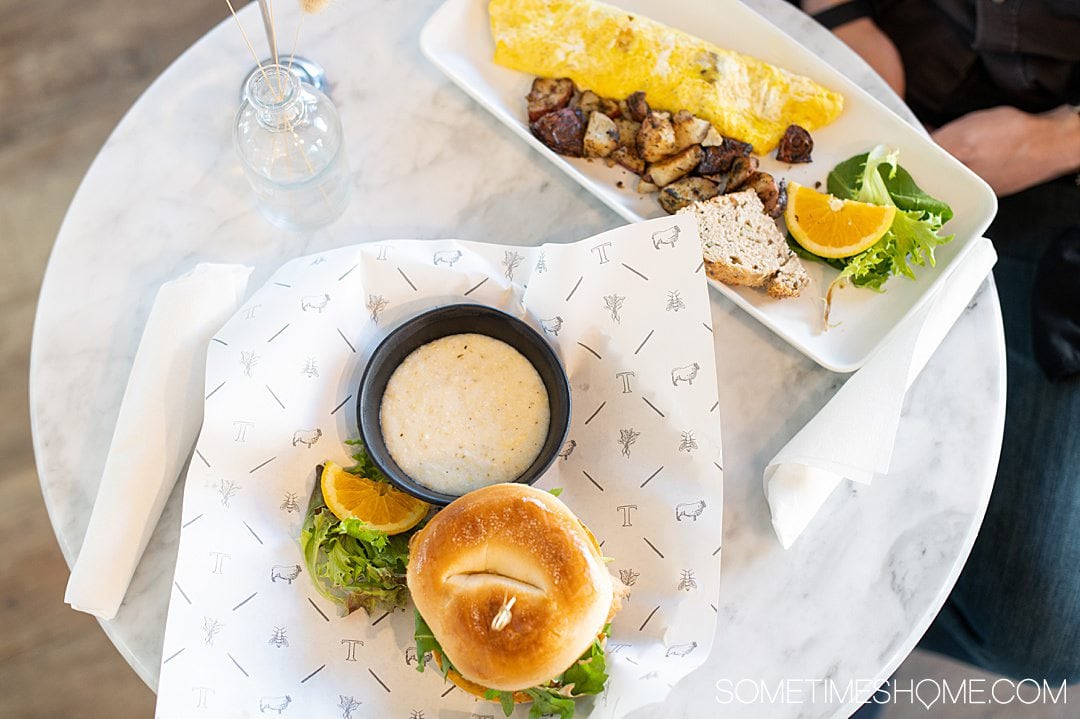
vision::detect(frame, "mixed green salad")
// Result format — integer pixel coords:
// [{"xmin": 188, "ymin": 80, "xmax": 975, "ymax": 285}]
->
[
  {"xmin": 299, "ymin": 441, "xmax": 414, "ymax": 615},
  {"xmin": 791, "ymin": 144, "xmax": 955, "ymax": 321}
]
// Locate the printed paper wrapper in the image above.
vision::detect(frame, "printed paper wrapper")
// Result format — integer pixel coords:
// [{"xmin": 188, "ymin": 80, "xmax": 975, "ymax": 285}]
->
[{"xmin": 156, "ymin": 216, "xmax": 724, "ymax": 718}]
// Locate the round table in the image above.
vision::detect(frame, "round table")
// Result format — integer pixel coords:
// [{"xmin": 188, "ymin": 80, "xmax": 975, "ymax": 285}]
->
[{"xmin": 30, "ymin": 1, "xmax": 1005, "ymax": 717}]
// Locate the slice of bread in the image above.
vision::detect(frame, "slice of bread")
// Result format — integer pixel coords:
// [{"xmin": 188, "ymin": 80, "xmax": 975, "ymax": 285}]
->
[{"xmin": 678, "ymin": 190, "xmax": 809, "ymax": 299}]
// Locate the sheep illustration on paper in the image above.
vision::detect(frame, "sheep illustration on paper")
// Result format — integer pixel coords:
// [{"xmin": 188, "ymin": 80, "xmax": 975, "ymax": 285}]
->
[
  {"xmin": 665, "ymin": 641, "xmax": 698, "ymax": 658},
  {"xmin": 271, "ymin": 564, "xmax": 302, "ymax": 584},
  {"xmin": 671, "ymin": 363, "xmax": 700, "ymax": 386},
  {"xmin": 433, "ymin": 250, "xmax": 463, "ymax": 267},
  {"xmin": 259, "ymin": 696, "xmax": 292, "ymax": 714},
  {"xmin": 301, "ymin": 294, "xmax": 330, "ymax": 313},
  {"xmin": 652, "ymin": 226, "xmax": 680, "ymax": 249},
  {"xmin": 292, "ymin": 428, "xmax": 322, "ymax": 448},
  {"xmin": 539, "ymin": 316, "xmax": 564, "ymax": 336},
  {"xmin": 675, "ymin": 500, "xmax": 706, "ymax": 521},
  {"xmin": 404, "ymin": 646, "xmax": 433, "ymax": 667}
]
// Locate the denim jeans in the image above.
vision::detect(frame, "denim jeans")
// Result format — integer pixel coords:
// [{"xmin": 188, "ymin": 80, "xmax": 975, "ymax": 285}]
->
[
  {"xmin": 917, "ymin": 180, "xmax": 1080, "ymax": 685},
  {"xmin": 851, "ymin": 180, "xmax": 1080, "ymax": 719}
]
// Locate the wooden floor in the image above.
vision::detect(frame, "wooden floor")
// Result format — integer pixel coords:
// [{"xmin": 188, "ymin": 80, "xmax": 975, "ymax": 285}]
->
[{"xmin": 0, "ymin": 1, "xmax": 226, "ymax": 717}]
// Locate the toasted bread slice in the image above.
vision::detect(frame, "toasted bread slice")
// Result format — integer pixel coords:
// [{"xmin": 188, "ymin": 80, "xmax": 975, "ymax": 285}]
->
[{"xmin": 678, "ymin": 190, "xmax": 809, "ymax": 298}]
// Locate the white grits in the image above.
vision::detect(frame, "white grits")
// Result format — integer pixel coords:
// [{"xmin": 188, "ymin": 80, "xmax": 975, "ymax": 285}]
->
[{"xmin": 380, "ymin": 333, "xmax": 550, "ymax": 495}]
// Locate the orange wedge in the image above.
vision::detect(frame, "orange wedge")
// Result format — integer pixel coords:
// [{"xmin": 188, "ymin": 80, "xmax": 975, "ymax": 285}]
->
[
  {"xmin": 785, "ymin": 181, "xmax": 896, "ymax": 258},
  {"xmin": 320, "ymin": 461, "xmax": 428, "ymax": 535}
]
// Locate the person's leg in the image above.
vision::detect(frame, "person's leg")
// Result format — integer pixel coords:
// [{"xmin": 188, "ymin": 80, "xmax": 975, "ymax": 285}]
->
[{"xmin": 919, "ymin": 186, "xmax": 1080, "ymax": 684}]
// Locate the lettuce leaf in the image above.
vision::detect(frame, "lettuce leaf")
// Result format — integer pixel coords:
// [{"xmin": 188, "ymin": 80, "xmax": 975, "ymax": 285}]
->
[
  {"xmin": 413, "ymin": 609, "xmax": 453, "ymax": 678},
  {"xmin": 299, "ymin": 465, "xmax": 410, "ymax": 616}
]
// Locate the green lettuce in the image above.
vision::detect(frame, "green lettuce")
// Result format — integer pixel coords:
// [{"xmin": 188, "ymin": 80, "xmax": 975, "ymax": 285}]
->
[
  {"xmin": 414, "ymin": 611, "xmax": 610, "ymax": 719},
  {"xmin": 299, "ymin": 463, "xmax": 411, "ymax": 616},
  {"xmin": 801, "ymin": 145, "xmax": 955, "ymax": 323}
]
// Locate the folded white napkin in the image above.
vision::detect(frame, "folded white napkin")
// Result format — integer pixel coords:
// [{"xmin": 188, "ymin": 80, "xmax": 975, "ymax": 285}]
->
[
  {"xmin": 65, "ymin": 263, "xmax": 252, "ymax": 619},
  {"xmin": 765, "ymin": 238, "xmax": 998, "ymax": 548}
]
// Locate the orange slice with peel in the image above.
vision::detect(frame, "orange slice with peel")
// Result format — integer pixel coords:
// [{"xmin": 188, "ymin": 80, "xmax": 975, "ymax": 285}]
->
[
  {"xmin": 320, "ymin": 461, "xmax": 428, "ymax": 534},
  {"xmin": 785, "ymin": 181, "xmax": 896, "ymax": 258}
]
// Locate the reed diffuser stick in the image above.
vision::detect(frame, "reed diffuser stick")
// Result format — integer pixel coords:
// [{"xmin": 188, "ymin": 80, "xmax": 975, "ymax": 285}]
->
[{"xmin": 257, "ymin": 0, "xmax": 279, "ymax": 67}]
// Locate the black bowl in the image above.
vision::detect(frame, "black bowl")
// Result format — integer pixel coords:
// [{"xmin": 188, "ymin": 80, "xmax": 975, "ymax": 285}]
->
[{"xmin": 357, "ymin": 303, "xmax": 571, "ymax": 506}]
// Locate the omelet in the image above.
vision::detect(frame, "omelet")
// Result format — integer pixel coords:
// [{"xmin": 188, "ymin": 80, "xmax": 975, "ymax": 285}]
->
[{"xmin": 489, "ymin": 0, "xmax": 844, "ymax": 152}]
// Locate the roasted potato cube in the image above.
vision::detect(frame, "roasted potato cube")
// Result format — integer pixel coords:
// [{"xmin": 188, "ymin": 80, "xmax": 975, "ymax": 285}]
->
[
  {"xmin": 574, "ymin": 90, "xmax": 602, "ymax": 115},
  {"xmin": 658, "ymin": 177, "xmax": 721, "ymax": 214},
  {"xmin": 637, "ymin": 111, "xmax": 677, "ymax": 162},
  {"xmin": 531, "ymin": 107, "xmax": 586, "ymax": 157},
  {"xmin": 672, "ymin": 110, "xmax": 712, "ymax": 151},
  {"xmin": 701, "ymin": 125, "xmax": 724, "ymax": 147},
  {"xmin": 776, "ymin": 124, "xmax": 814, "ymax": 163},
  {"xmin": 583, "ymin": 111, "xmax": 620, "ymax": 158},
  {"xmin": 611, "ymin": 144, "xmax": 646, "ymax": 175},
  {"xmin": 614, "ymin": 119, "xmax": 641, "ymax": 149},
  {"xmin": 743, "ymin": 172, "xmax": 786, "ymax": 217},
  {"xmin": 526, "ymin": 77, "xmax": 575, "ymax": 123},
  {"xmin": 626, "ymin": 91, "xmax": 650, "ymax": 122},
  {"xmin": 637, "ymin": 178, "xmax": 659, "ymax": 194},
  {"xmin": 647, "ymin": 145, "xmax": 704, "ymax": 187},
  {"xmin": 726, "ymin": 155, "xmax": 759, "ymax": 190}
]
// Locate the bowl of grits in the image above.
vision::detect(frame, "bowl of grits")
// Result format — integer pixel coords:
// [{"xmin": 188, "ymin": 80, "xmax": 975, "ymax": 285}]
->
[{"xmin": 357, "ymin": 304, "xmax": 571, "ymax": 505}]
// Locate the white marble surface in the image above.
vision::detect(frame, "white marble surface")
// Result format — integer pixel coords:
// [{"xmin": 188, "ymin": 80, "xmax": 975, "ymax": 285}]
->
[{"xmin": 29, "ymin": 0, "xmax": 1005, "ymax": 717}]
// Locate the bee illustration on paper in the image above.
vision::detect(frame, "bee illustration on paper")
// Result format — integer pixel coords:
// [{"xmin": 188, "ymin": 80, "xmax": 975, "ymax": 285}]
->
[
  {"xmin": 268, "ymin": 627, "xmax": 289, "ymax": 648},
  {"xmin": 677, "ymin": 569, "xmax": 697, "ymax": 591}
]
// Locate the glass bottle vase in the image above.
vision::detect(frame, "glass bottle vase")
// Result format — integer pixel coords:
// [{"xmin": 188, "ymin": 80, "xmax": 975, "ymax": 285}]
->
[{"xmin": 234, "ymin": 63, "xmax": 350, "ymax": 231}]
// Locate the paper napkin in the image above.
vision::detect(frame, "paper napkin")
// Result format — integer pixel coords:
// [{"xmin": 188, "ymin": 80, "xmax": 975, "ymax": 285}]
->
[
  {"xmin": 765, "ymin": 237, "xmax": 998, "ymax": 549},
  {"xmin": 65, "ymin": 263, "xmax": 252, "ymax": 619}
]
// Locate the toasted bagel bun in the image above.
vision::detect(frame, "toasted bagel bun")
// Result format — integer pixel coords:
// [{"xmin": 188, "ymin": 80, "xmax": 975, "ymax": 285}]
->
[{"xmin": 407, "ymin": 483, "xmax": 614, "ymax": 691}]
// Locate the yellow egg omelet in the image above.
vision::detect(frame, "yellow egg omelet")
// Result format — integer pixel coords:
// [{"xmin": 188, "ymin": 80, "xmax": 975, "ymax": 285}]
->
[{"xmin": 489, "ymin": 0, "xmax": 844, "ymax": 152}]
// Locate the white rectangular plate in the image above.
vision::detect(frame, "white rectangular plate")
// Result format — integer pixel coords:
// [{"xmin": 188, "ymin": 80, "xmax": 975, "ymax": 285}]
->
[{"xmin": 419, "ymin": 0, "xmax": 997, "ymax": 372}]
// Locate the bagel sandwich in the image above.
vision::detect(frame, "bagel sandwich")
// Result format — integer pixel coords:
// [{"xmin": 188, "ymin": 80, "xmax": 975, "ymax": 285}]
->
[{"xmin": 407, "ymin": 483, "xmax": 625, "ymax": 717}]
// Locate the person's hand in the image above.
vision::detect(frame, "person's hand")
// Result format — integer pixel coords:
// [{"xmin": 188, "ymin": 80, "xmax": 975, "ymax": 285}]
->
[{"xmin": 931, "ymin": 106, "xmax": 1080, "ymax": 197}]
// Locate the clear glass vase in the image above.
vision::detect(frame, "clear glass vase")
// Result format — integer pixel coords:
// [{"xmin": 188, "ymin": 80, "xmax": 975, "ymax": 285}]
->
[{"xmin": 234, "ymin": 63, "xmax": 350, "ymax": 231}]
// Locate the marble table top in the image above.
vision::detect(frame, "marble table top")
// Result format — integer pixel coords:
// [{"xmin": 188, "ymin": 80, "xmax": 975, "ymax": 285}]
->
[{"xmin": 30, "ymin": 0, "xmax": 1005, "ymax": 717}]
